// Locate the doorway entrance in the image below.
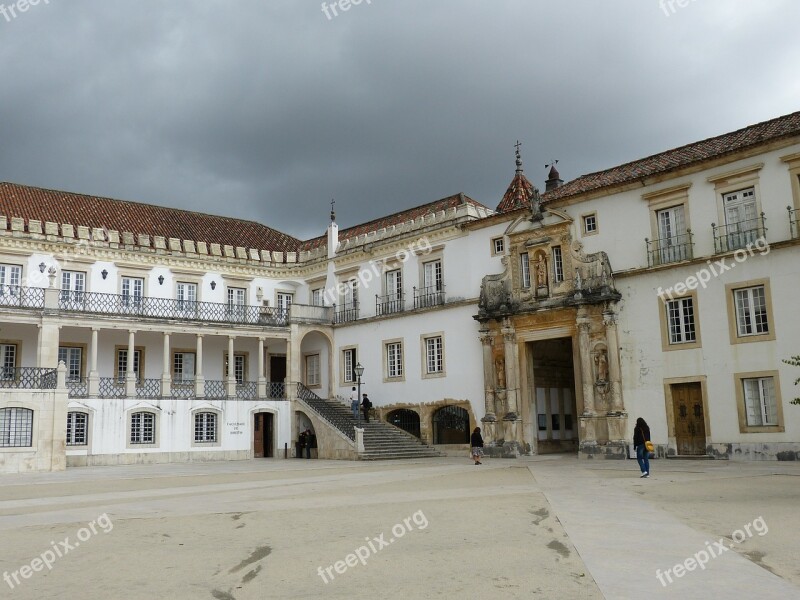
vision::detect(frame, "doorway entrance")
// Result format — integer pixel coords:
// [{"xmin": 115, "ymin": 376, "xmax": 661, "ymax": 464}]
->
[
  {"xmin": 269, "ymin": 355, "xmax": 286, "ymax": 398},
  {"xmin": 671, "ymin": 382, "xmax": 706, "ymax": 455},
  {"xmin": 253, "ymin": 412, "xmax": 274, "ymax": 458},
  {"xmin": 527, "ymin": 338, "xmax": 578, "ymax": 454}
]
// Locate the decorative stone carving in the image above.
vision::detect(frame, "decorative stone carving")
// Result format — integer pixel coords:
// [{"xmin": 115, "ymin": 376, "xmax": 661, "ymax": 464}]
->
[
  {"xmin": 478, "ymin": 261, "xmax": 512, "ymax": 315},
  {"xmin": 495, "ymin": 356, "xmax": 506, "ymax": 388},
  {"xmin": 594, "ymin": 349, "xmax": 608, "ymax": 383},
  {"xmin": 571, "ymin": 239, "xmax": 614, "ymax": 294}
]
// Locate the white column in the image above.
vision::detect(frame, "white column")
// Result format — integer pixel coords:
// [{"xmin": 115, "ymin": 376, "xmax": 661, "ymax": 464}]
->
[
  {"xmin": 227, "ymin": 336, "xmax": 236, "ymax": 398},
  {"xmin": 125, "ymin": 330, "xmax": 136, "ymax": 397},
  {"xmin": 604, "ymin": 310, "xmax": 624, "ymax": 413},
  {"xmin": 88, "ymin": 328, "xmax": 99, "ymax": 398},
  {"xmin": 195, "ymin": 334, "xmax": 205, "ymax": 398},
  {"xmin": 479, "ymin": 329, "xmax": 496, "ymax": 420},
  {"xmin": 161, "ymin": 332, "xmax": 171, "ymax": 397},
  {"xmin": 257, "ymin": 337, "xmax": 266, "ymax": 399},
  {"xmin": 502, "ymin": 320, "xmax": 519, "ymax": 416}
]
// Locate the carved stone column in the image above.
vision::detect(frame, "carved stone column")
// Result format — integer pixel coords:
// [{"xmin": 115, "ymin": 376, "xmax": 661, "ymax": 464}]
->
[
  {"xmin": 478, "ymin": 329, "xmax": 496, "ymax": 420},
  {"xmin": 502, "ymin": 320, "xmax": 518, "ymax": 417},
  {"xmin": 604, "ymin": 309, "xmax": 624, "ymax": 413},
  {"xmin": 577, "ymin": 318, "xmax": 595, "ymax": 414}
]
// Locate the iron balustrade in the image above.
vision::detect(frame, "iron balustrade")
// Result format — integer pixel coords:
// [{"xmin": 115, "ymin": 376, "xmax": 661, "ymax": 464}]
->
[
  {"xmin": 334, "ymin": 302, "xmax": 359, "ymax": 324},
  {"xmin": 413, "ymin": 285, "xmax": 445, "ymax": 309},
  {"xmin": 171, "ymin": 382, "xmax": 195, "ymax": 399},
  {"xmin": 789, "ymin": 206, "xmax": 799, "ymax": 239},
  {"xmin": 136, "ymin": 379, "xmax": 162, "ymax": 399},
  {"xmin": 57, "ymin": 291, "xmax": 289, "ymax": 327},
  {"xmin": 98, "ymin": 377, "xmax": 126, "ymax": 398},
  {"xmin": 0, "ymin": 367, "xmax": 57, "ymax": 389},
  {"xmin": 645, "ymin": 231, "xmax": 694, "ymax": 267},
  {"xmin": 267, "ymin": 381, "xmax": 286, "ymax": 399},
  {"xmin": 236, "ymin": 381, "xmax": 257, "ymax": 400},
  {"xmin": 66, "ymin": 378, "xmax": 89, "ymax": 399},
  {"xmin": 0, "ymin": 286, "xmax": 45, "ymax": 309},
  {"xmin": 712, "ymin": 214, "xmax": 767, "ymax": 254},
  {"xmin": 204, "ymin": 380, "xmax": 227, "ymax": 399},
  {"xmin": 375, "ymin": 293, "xmax": 404, "ymax": 316}
]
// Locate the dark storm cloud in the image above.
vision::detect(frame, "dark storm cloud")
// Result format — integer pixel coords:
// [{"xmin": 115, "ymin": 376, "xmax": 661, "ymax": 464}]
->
[{"xmin": 0, "ymin": 0, "xmax": 797, "ymax": 240}]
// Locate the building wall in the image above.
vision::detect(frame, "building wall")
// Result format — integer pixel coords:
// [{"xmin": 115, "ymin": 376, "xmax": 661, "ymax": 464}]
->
[{"xmin": 0, "ymin": 389, "xmax": 67, "ymax": 474}]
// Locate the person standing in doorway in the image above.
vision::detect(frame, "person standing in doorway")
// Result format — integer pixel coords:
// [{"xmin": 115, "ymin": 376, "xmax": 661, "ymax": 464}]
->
[
  {"xmin": 350, "ymin": 386, "xmax": 359, "ymax": 419},
  {"xmin": 361, "ymin": 393, "xmax": 372, "ymax": 423},
  {"xmin": 304, "ymin": 428, "xmax": 313, "ymax": 459},
  {"xmin": 633, "ymin": 417, "xmax": 651, "ymax": 478},
  {"xmin": 470, "ymin": 427, "xmax": 484, "ymax": 465}
]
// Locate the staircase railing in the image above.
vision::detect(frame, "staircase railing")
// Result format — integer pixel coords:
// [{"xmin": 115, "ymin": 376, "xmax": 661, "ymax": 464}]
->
[{"xmin": 295, "ymin": 382, "xmax": 356, "ymax": 441}]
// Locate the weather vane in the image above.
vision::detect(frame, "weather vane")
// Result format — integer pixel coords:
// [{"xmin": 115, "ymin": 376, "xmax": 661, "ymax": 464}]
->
[{"xmin": 330, "ymin": 198, "xmax": 336, "ymax": 222}]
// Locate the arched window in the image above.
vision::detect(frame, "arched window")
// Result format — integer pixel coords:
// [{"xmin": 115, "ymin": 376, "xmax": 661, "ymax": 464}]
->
[
  {"xmin": 432, "ymin": 405, "xmax": 470, "ymax": 444},
  {"xmin": 66, "ymin": 412, "xmax": 88, "ymax": 446},
  {"xmin": 194, "ymin": 412, "xmax": 217, "ymax": 443},
  {"xmin": 130, "ymin": 412, "xmax": 155, "ymax": 445},
  {"xmin": 0, "ymin": 407, "xmax": 33, "ymax": 447},
  {"xmin": 387, "ymin": 409, "xmax": 421, "ymax": 438}
]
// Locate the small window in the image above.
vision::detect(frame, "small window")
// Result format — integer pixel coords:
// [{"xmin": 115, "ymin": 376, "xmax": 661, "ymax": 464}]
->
[
  {"xmin": 582, "ymin": 213, "xmax": 598, "ymax": 235},
  {"xmin": 224, "ymin": 353, "xmax": 247, "ymax": 384},
  {"xmin": 0, "ymin": 407, "xmax": 33, "ymax": 447},
  {"xmin": 121, "ymin": 277, "xmax": 144, "ymax": 307},
  {"xmin": 520, "ymin": 253, "xmax": 531, "ymax": 288},
  {"xmin": 742, "ymin": 377, "xmax": 778, "ymax": 426},
  {"xmin": 174, "ymin": 352, "xmax": 196, "ymax": 384},
  {"xmin": 116, "ymin": 348, "xmax": 143, "ymax": 384},
  {"xmin": 425, "ymin": 336, "xmax": 444, "ymax": 374},
  {"xmin": 492, "ymin": 238, "xmax": 505, "ymax": 255},
  {"xmin": 130, "ymin": 412, "xmax": 155, "ymax": 444},
  {"xmin": 734, "ymin": 286, "xmax": 769, "ymax": 337},
  {"xmin": 0, "ymin": 343, "xmax": 17, "ymax": 380},
  {"xmin": 311, "ymin": 288, "xmax": 324, "ymax": 306},
  {"xmin": 666, "ymin": 298, "xmax": 696, "ymax": 344},
  {"xmin": 552, "ymin": 246, "xmax": 564, "ymax": 283},
  {"xmin": 194, "ymin": 412, "xmax": 217, "ymax": 443},
  {"xmin": 58, "ymin": 347, "xmax": 83, "ymax": 382},
  {"xmin": 177, "ymin": 282, "xmax": 197, "ymax": 312},
  {"xmin": 66, "ymin": 412, "xmax": 88, "ymax": 446},
  {"xmin": 305, "ymin": 354, "xmax": 320, "ymax": 387},
  {"xmin": 277, "ymin": 292, "xmax": 293, "ymax": 315},
  {"xmin": 343, "ymin": 348, "xmax": 357, "ymax": 383},
  {"xmin": 386, "ymin": 342, "xmax": 403, "ymax": 379}
]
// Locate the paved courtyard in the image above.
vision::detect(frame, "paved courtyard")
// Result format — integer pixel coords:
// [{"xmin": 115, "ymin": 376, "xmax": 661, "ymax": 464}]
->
[{"xmin": 0, "ymin": 455, "xmax": 798, "ymax": 599}]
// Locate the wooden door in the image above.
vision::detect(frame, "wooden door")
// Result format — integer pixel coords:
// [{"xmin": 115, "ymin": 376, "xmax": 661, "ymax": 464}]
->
[
  {"xmin": 672, "ymin": 383, "xmax": 706, "ymax": 455},
  {"xmin": 254, "ymin": 414, "xmax": 264, "ymax": 458}
]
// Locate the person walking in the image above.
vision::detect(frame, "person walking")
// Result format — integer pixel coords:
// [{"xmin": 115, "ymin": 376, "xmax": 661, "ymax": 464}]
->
[
  {"xmin": 350, "ymin": 386, "xmax": 359, "ymax": 420},
  {"xmin": 470, "ymin": 427, "xmax": 484, "ymax": 465},
  {"xmin": 361, "ymin": 393, "xmax": 372, "ymax": 423},
  {"xmin": 633, "ymin": 417, "xmax": 651, "ymax": 478}
]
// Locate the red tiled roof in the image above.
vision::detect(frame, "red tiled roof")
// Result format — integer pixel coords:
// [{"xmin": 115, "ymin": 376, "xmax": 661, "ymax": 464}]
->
[
  {"xmin": 301, "ymin": 193, "xmax": 489, "ymax": 250},
  {"xmin": 0, "ymin": 182, "xmax": 301, "ymax": 252},
  {"xmin": 496, "ymin": 169, "xmax": 537, "ymax": 213},
  {"xmin": 543, "ymin": 110, "xmax": 800, "ymax": 203}
]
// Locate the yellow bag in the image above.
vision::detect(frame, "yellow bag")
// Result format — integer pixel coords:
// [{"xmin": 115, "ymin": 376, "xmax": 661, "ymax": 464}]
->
[{"xmin": 645, "ymin": 440, "xmax": 654, "ymax": 453}]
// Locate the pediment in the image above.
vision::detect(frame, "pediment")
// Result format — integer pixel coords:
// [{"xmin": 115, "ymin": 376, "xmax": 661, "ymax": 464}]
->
[{"xmin": 504, "ymin": 207, "xmax": 572, "ymax": 237}]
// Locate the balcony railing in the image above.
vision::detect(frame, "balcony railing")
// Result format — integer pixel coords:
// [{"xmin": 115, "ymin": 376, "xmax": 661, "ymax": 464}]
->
[
  {"xmin": 67, "ymin": 378, "xmax": 89, "ymax": 399},
  {"xmin": 375, "ymin": 293, "xmax": 404, "ymax": 316},
  {"xmin": 171, "ymin": 382, "xmax": 195, "ymax": 399},
  {"xmin": 236, "ymin": 381, "xmax": 257, "ymax": 400},
  {"xmin": 712, "ymin": 214, "xmax": 766, "ymax": 254},
  {"xmin": 98, "ymin": 377, "xmax": 126, "ymax": 398},
  {"xmin": 0, "ymin": 367, "xmax": 57, "ymax": 389},
  {"xmin": 136, "ymin": 379, "xmax": 162, "ymax": 399},
  {"xmin": 413, "ymin": 285, "xmax": 445, "ymax": 309},
  {"xmin": 334, "ymin": 302, "xmax": 359, "ymax": 324},
  {"xmin": 646, "ymin": 231, "xmax": 694, "ymax": 267},
  {"xmin": 58, "ymin": 292, "xmax": 289, "ymax": 327},
  {"xmin": 789, "ymin": 206, "xmax": 799, "ymax": 239},
  {"xmin": 0, "ymin": 286, "xmax": 45, "ymax": 309},
  {"xmin": 204, "ymin": 380, "xmax": 227, "ymax": 399}
]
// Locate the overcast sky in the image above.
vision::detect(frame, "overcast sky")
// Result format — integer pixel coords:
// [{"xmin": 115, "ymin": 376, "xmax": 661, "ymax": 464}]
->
[{"xmin": 1, "ymin": 1, "xmax": 797, "ymax": 240}]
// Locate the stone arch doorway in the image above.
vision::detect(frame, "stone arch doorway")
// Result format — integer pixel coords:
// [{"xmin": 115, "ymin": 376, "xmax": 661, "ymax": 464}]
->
[
  {"xmin": 432, "ymin": 405, "xmax": 470, "ymax": 444},
  {"xmin": 387, "ymin": 409, "xmax": 421, "ymax": 438}
]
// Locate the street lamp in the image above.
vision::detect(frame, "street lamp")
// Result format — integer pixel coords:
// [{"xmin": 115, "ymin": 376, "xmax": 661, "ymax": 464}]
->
[{"xmin": 354, "ymin": 362, "xmax": 365, "ymax": 424}]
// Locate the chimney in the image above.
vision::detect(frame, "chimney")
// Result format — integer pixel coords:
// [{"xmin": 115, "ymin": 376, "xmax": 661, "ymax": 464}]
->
[
  {"xmin": 327, "ymin": 199, "xmax": 338, "ymax": 259},
  {"xmin": 545, "ymin": 162, "xmax": 563, "ymax": 192}
]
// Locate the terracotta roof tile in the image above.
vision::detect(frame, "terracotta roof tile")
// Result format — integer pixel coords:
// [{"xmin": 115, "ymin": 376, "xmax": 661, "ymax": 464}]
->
[{"xmin": 0, "ymin": 183, "xmax": 301, "ymax": 253}]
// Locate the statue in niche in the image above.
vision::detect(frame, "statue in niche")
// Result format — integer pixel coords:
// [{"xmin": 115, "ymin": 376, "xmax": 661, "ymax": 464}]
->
[
  {"xmin": 536, "ymin": 254, "xmax": 547, "ymax": 287},
  {"xmin": 594, "ymin": 350, "xmax": 609, "ymax": 383},
  {"xmin": 495, "ymin": 356, "xmax": 506, "ymax": 388}
]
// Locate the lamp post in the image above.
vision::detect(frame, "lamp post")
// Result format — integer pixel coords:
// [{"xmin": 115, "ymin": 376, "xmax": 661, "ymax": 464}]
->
[{"xmin": 354, "ymin": 362, "xmax": 365, "ymax": 424}]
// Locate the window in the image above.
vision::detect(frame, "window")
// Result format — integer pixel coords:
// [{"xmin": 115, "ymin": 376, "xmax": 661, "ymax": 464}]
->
[
  {"xmin": 174, "ymin": 352, "xmax": 196, "ymax": 384},
  {"xmin": 311, "ymin": 288, "xmax": 324, "ymax": 306},
  {"xmin": 224, "ymin": 353, "xmax": 246, "ymax": 383},
  {"xmin": 66, "ymin": 412, "xmax": 87, "ymax": 446},
  {"xmin": 60, "ymin": 271, "xmax": 85, "ymax": 305},
  {"xmin": 277, "ymin": 292, "xmax": 293, "ymax": 316},
  {"xmin": 0, "ymin": 407, "xmax": 33, "ymax": 447},
  {"xmin": 734, "ymin": 286, "xmax": 768, "ymax": 336},
  {"xmin": 0, "ymin": 343, "xmax": 17, "ymax": 380},
  {"xmin": 582, "ymin": 213, "xmax": 597, "ymax": 235},
  {"xmin": 305, "ymin": 354, "xmax": 320, "ymax": 387},
  {"xmin": 121, "ymin": 277, "xmax": 144, "ymax": 308},
  {"xmin": 655, "ymin": 205, "xmax": 689, "ymax": 263},
  {"xmin": 177, "ymin": 282, "xmax": 197, "ymax": 312},
  {"xmin": 130, "ymin": 412, "xmax": 155, "ymax": 444},
  {"xmin": 58, "ymin": 347, "xmax": 83, "ymax": 382},
  {"xmin": 116, "ymin": 348, "xmax": 142, "ymax": 383},
  {"xmin": 227, "ymin": 287, "xmax": 246, "ymax": 320},
  {"xmin": 552, "ymin": 246, "xmax": 564, "ymax": 283},
  {"xmin": 342, "ymin": 280, "xmax": 358, "ymax": 308},
  {"xmin": 492, "ymin": 237, "xmax": 505, "ymax": 255},
  {"xmin": 194, "ymin": 412, "xmax": 217, "ymax": 443},
  {"xmin": 742, "ymin": 376, "xmax": 778, "ymax": 427},
  {"xmin": 386, "ymin": 341, "xmax": 403, "ymax": 379},
  {"xmin": 0, "ymin": 264, "xmax": 21, "ymax": 302},
  {"xmin": 666, "ymin": 298, "xmax": 696, "ymax": 344},
  {"xmin": 381, "ymin": 269, "xmax": 403, "ymax": 314},
  {"xmin": 424, "ymin": 335, "xmax": 444, "ymax": 375},
  {"xmin": 342, "ymin": 348, "xmax": 357, "ymax": 383},
  {"xmin": 722, "ymin": 188, "xmax": 759, "ymax": 250},
  {"xmin": 520, "ymin": 253, "xmax": 531, "ymax": 288},
  {"xmin": 422, "ymin": 260, "xmax": 443, "ymax": 293}
]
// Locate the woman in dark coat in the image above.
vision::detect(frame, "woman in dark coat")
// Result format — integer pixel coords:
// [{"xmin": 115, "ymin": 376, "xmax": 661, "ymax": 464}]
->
[
  {"xmin": 633, "ymin": 417, "xmax": 651, "ymax": 478},
  {"xmin": 470, "ymin": 427, "xmax": 484, "ymax": 465}
]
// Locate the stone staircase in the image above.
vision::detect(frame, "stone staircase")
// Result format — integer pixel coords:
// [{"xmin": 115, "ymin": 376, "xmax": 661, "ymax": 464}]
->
[{"xmin": 296, "ymin": 384, "xmax": 439, "ymax": 460}]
